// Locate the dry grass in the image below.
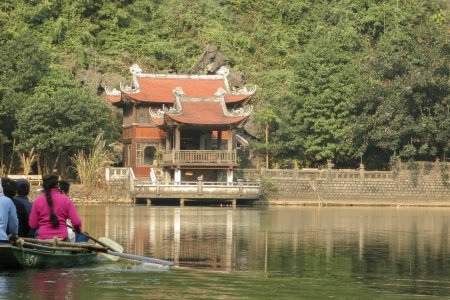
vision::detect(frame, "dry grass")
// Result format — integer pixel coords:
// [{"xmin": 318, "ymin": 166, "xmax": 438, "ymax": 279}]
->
[
  {"xmin": 70, "ymin": 133, "xmax": 112, "ymax": 195},
  {"xmin": 0, "ymin": 164, "xmax": 5, "ymax": 177},
  {"xmin": 19, "ymin": 148, "xmax": 36, "ymax": 175}
]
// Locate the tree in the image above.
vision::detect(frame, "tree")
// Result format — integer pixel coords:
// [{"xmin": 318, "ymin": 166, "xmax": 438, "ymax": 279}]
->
[
  {"xmin": 14, "ymin": 88, "xmax": 116, "ymax": 174},
  {"xmin": 283, "ymin": 24, "xmax": 362, "ymax": 164},
  {"xmin": 253, "ymin": 107, "xmax": 281, "ymax": 168},
  {"xmin": 0, "ymin": 31, "xmax": 50, "ymax": 172},
  {"xmin": 352, "ymin": 12, "xmax": 450, "ymax": 165}
]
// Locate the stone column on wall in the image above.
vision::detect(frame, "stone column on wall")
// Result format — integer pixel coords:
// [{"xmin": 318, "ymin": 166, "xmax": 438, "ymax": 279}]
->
[
  {"xmin": 359, "ymin": 163, "xmax": 365, "ymax": 181},
  {"xmin": 326, "ymin": 159, "xmax": 334, "ymax": 181},
  {"xmin": 433, "ymin": 158, "xmax": 441, "ymax": 179}
]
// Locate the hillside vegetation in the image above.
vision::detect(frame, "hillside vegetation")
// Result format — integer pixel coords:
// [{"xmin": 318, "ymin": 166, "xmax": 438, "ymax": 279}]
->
[{"xmin": 0, "ymin": 0, "xmax": 448, "ymax": 173}]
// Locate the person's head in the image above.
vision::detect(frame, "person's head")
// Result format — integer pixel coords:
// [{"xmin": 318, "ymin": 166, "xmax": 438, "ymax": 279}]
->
[
  {"xmin": 1, "ymin": 178, "xmax": 17, "ymax": 199},
  {"xmin": 58, "ymin": 180, "xmax": 70, "ymax": 195},
  {"xmin": 43, "ymin": 174, "xmax": 59, "ymax": 191},
  {"xmin": 16, "ymin": 179, "xmax": 30, "ymax": 196}
]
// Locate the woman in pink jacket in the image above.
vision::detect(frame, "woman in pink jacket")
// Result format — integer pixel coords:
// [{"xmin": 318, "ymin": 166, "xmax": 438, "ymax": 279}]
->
[{"xmin": 29, "ymin": 174, "xmax": 83, "ymax": 240}]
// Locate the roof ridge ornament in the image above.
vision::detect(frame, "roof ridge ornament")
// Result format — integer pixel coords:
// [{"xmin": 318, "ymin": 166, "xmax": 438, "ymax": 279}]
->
[
  {"xmin": 129, "ymin": 64, "xmax": 142, "ymax": 75},
  {"xmin": 105, "ymin": 87, "xmax": 121, "ymax": 96},
  {"xmin": 119, "ymin": 64, "xmax": 142, "ymax": 94},
  {"xmin": 230, "ymin": 85, "xmax": 257, "ymax": 95},
  {"xmin": 149, "ymin": 108, "xmax": 164, "ymax": 118},
  {"xmin": 214, "ymin": 87, "xmax": 227, "ymax": 98},
  {"xmin": 172, "ymin": 87, "xmax": 185, "ymax": 98},
  {"xmin": 224, "ymin": 105, "xmax": 253, "ymax": 117},
  {"xmin": 216, "ymin": 66, "xmax": 230, "ymax": 77}
]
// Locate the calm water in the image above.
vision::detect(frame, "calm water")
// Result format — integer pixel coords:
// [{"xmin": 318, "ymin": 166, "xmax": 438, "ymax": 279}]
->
[{"xmin": 0, "ymin": 206, "xmax": 449, "ymax": 299}]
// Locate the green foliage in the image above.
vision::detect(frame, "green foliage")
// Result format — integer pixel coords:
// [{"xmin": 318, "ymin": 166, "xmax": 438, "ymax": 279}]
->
[
  {"xmin": 13, "ymin": 86, "xmax": 116, "ymax": 171},
  {"xmin": 260, "ymin": 175, "xmax": 278, "ymax": 198},
  {"xmin": 0, "ymin": 0, "xmax": 448, "ymax": 171},
  {"xmin": 407, "ymin": 160, "xmax": 420, "ymax": 187},
  {"xmin": 278, "ymin": 24, "xmax": 362, "ymax": 163}
]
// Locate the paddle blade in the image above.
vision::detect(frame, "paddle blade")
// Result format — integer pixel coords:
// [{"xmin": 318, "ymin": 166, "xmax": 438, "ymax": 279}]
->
[{"xmin": 98, "ymin": 237, "xmax": 124, "ymax": 261}]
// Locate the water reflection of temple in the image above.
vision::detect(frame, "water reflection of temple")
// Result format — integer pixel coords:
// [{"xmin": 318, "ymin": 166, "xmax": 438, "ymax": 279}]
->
[{"xmin": 79, "ymin": 206, "xmax": 449, "ymax": 276}]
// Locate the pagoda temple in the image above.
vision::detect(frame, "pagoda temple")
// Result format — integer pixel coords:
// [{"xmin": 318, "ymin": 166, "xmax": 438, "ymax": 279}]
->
[{"xmin": 106, "ymin": 64, "xmax": 255, "ymax": 184}]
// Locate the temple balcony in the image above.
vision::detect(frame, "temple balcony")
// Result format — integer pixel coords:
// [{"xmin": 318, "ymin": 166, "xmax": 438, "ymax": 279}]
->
[{"xmin": 161, "ymin": 150, "xmax": 237, "ymax": 167}]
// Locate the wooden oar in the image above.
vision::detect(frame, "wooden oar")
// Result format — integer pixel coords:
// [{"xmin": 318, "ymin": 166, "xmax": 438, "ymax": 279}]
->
[
  {"xmin": 67, "ymin": 225, "xmax": 122, "ymax": 261},
  {"xmin": 66, "ymin": 225, "xmax": 120, "ymax": 252},
  {"xmin": 23, "ymin": 238, "xmax": 173, "ymax": 266}
]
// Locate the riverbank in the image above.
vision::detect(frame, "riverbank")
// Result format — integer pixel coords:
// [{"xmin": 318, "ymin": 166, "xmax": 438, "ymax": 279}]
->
[
  {"xmin": 28, "ymin": 183, "xmax": 134, "ymax": 205},
  {"xmin": 28, "ymin": 184, "xmax": 450, "ymax": 207},
  {"xmin": 262, "ymin": 198, "xmax": 450, "ymax": 207}
]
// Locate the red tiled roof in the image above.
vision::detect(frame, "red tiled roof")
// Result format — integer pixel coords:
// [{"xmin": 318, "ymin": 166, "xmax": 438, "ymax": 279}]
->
[
  {"xmin": 151, "ymin": 101, "xmax": 248, "ymax": 126},
  {"xmin": 126, "ymin": 78, "xmax": 225, "ymax": 103},
  {"xmin": 224, "ymin": 94, "xmax": 252, "ymax": 103},
  {"xmin": 107, "ymin": 95, "xmax": 121, "ymax": 103}
]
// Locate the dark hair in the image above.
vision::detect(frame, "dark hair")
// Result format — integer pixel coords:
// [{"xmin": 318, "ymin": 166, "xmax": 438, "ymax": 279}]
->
[
  {"xmin": 43, "ymin": 174, "xmax": 59, "ymax": 228},
  {"xmin": 1, "ymin": 178, "xmax": 17, "ymax": 199},
  {"xmin": 58, "ymin": 180, "xmax": 70, "ymax": 195},
  {"xmin": 16, "ymin": 179, "xmax": 30, "ymax": 196}
]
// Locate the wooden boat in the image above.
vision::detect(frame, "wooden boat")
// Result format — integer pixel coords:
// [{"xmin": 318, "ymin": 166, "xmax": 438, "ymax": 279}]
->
[{"xmin": 0, "ymin": 243, "xmax": 98, "ymax": 269}]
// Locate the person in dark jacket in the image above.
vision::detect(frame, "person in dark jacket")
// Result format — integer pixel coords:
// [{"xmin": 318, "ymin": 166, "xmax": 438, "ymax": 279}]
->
[
  {"xmin": 15, "ymin": 179, "xmax": 33, "ymax": 217},
  {"xmin": 57, "ymin": 180, "xmax": 89, "ymax": 243},
  {"xmin": 1, "ymin": 178, "xmax": 30, "ymax": 237}
]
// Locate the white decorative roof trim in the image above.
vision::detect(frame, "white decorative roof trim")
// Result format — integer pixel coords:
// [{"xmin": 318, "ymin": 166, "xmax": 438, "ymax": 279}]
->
[
  {"xmin": 134, "ymin": 73, "xmax": 224, "ymax": 80},
  {"xmin": 120, "ymin": 81, "xmax": 140, "ymax": 94},
  {"xmin": 216, "ymin": 66, "xmax": 230, "ymax": 77},
  {"xmin": 216, "ymin": 90, "xmax": 253, "ymax": 117},
  {"xmin": 172, "ymin": 87, "xmax": 185, "ymax": 98},
  {"xmin": 224, "ymin": 105, "xmax": 253, "ymax": 117},
  {"xmin": 162, "ymin": 102, "xmax": 182, "ymax": 115},
  {"xmin": 118, "ymin": 64, "xmax": 142, "ymax": 94},
  {"xmin": 214, "ymin": 87, "xmax": 227, "ymax": 98},
  {"xmin": 230, "ymin": 85, "xmax": 257, "ymax": 95},
  {"xmin": 149, "ymin": 108, "xmax": 164, "ymax": 118},
  {"xmin": 129, "ymin": 64, "xmax": 142, "ymax": 75},
  {"xmin": 105, "ymin": 87, "xmax": 121, "ymax": 96}
]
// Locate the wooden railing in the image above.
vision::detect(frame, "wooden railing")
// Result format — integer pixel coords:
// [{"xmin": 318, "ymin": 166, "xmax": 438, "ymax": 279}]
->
[
  {"xmin": 162, "ymin": 150, "xmax": 236, "ymax": 165},
  {"xmin": 7, "ymin": 174, "xmax": 43, "ymax": 185},
  {"xmin": 105, "ymin": 167, "xmax": 135, "ymax": 192}
]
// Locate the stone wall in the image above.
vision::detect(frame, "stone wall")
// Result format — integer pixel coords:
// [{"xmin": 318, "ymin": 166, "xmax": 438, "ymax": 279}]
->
[
  {"xmin": 238, "ymin": 161, "xmax": 450, "ymax": 206},
  {"xmin": 270, "ymin": 178, "xmax": 450, "ymax": 205}
]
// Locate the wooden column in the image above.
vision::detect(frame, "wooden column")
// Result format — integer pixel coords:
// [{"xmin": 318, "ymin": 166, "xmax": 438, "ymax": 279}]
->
[
  {"xmin": 228, "ymin": 128, "xmax": 236, "ymax": 150},
  {"xmin": 217, "ymin": 130, "xmax": 222, "ymax": 149},
  {"xmin": 175, "ymin": 127, "xmax": 180, "ymax": 151},
  {"xmin": 165, "ymin": 130, "xmax": 171, "ymax": 150}
]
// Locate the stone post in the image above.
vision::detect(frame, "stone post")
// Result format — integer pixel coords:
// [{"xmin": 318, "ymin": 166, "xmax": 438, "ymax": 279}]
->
[
  {"xmin": 237, "ymin": 179, "xmax": 243, "ymax": 196},
  {"xmin": 359, "ymin": 163, "xmax": 365, "ymax": 181},
  {"xmin": 105, "ymin": 167, "xmax": 110, "ymax": 182},
  {"xmin": 197, "ymin": 176, "xmax": 203, "ymax": 195},
  {"xmin": 326, "ymin": 159, "xmax": 334, "ymax": 181}
]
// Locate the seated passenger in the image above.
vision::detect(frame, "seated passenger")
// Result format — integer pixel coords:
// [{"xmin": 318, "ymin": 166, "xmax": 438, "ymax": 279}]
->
[
  {"xmin": 29, "ymin": 174, "xmax": 83, "ymax": 240},
  {"xmin": 1, "ymin": 178, "xmax": 29, "ymax": 237},
  {"xmin": 0, "ymin": 184, "xmax": 18, "ymax": 243}
]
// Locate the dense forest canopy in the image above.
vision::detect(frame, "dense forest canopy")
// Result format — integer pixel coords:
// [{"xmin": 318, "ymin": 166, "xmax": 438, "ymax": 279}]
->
[{"xmin": 0, "ymin": 0, "xmax": 448, "ymax": 173}]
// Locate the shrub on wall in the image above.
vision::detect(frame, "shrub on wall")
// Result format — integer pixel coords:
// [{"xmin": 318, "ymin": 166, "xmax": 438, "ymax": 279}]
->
[
  {"xmin": 260, "ymin": 175, "xmax": 278, "ymax": 198},
  {"xmin": 440, "ymin": 162, "xmax": 449, "ymax": 186},
  {"xmin": 407, "ymin": 160, "xmax": 420, "ymax": 187}
]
